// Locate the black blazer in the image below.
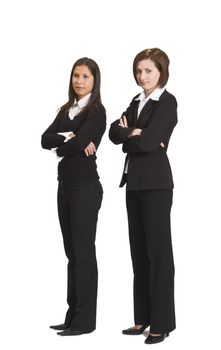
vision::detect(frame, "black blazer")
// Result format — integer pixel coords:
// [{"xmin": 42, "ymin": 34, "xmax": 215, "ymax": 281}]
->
[
  {"xmin": 41, "ymin": 103, "xmax": 106, "ymax": 183},
  {"xmin": 109, "ymin": 90, "xmax": 177, "ymax": 190}
]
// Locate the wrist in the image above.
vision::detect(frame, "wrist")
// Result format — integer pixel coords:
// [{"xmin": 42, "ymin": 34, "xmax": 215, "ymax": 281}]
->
[{"xmin": 128, "ymin": 128, "xmax": 142, "ymax": 137}]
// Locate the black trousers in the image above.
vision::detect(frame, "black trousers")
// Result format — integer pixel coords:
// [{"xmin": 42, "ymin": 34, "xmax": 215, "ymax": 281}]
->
[
  {"xmin": 57, "ymin": 180, "xmax": 103, "ymax": 332},
  {"xmin": 126, "ymin": 189, "xmax": 175, "ymax": 334}
]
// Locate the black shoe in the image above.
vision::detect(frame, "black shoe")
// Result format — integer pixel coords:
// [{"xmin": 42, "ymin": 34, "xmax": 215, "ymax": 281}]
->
[
  {"xmin": 50, "ymin": 323, "xmax": 69, "ymax": 331},
  {"xmin": 57, "ymin": 328, "xmax": 94, "ymax": 336},
  {"xmin": 122, "ymin": 325, "xmax": 149, "ymax": 335},
  {"xmin": 144, "ymin": 332, "xmax": 169, "ymax": 344}
]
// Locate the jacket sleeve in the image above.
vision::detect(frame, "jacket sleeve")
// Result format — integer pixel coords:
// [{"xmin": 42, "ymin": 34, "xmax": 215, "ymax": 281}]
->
[
  {"xmin": 41, "ymin": 111, "xmax": 65, "ymax": 150},
  {"xmin": 122, "ymin": 96, "xmax": 177, "ymax": 154},
  {"xmin": 109, "ymin": 100, "xmax": 135, "ymax": 145},
  {"xmin": 56, "ymin": 106, "xmax": 106, "ymax": 157},
  {"xmin": 109, "ymin": 119, "xmax": 134, "ymax": 145}
]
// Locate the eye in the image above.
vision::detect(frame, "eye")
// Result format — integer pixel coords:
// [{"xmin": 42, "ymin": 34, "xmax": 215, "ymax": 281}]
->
[
  {"xmin": 145, "ymin": 69, "xmax": 151, "ymax": 73},
  {"xmin": 73, "ymin": 73, "xmax": 79, "ymax": 78},
  {"xmin": 136, "ymin": 69, "xmax": 142, "ymax": 74},
  {"xmin": 83, "ymin": 75, "xmax": 89, "ymax": 79}
]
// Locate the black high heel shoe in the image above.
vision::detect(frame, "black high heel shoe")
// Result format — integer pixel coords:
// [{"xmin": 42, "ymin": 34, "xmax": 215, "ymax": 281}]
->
[
  {"xmin": 144, "ymin": 332, "xmax": 169, "ymax": 344},
  {"xmin": 122, "ymin": 324, "xmax": 149, "ymax": 335},
  {"xmin": 57, "ymin": 328, "xmax": 94, "ymax": 336},
  {"xmin": 50, "ymin": 323, "xmax": 69, "ymax": 331}
]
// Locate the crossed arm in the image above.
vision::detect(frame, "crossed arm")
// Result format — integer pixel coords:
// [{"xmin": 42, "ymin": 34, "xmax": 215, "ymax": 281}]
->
[
  {"xmin": 63, "ymin": 132, "xmax": 96, "ymax": 156},
  {"xmin": 119, "ymin": 115, "xmax": 165, "ymax": 148},
  {"xmin": 109, "ymin": 97, "xmax": 177, "ymax": 153},
  {"xmin": 41, "ymin": 110, "xmax": 103, "ymax": 157}
]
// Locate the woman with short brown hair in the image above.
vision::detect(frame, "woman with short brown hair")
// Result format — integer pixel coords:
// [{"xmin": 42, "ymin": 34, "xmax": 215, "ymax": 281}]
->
[{"xmin": 109, "ymin": 48, "xmax": 177, "ymax": 344}]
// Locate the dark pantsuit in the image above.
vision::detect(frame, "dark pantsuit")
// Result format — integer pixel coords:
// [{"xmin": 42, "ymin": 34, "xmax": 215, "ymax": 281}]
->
[
  {"xmin": 57, "ymin": 180, "xmax": 103, "ymax": 332},
  {"xmin": 126, "ymin": 189, "xmax": 175, "ymax": 334}
]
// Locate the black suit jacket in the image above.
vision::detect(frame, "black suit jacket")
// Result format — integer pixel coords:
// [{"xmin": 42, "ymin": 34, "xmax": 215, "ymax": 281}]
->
[{"xmin": 109, "ymin": 90, "xmax": 177, "ymax": 190}]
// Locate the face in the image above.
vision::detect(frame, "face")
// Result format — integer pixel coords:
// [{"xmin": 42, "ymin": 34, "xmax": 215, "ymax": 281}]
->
[
  {"xmin": 72, "ymin": 65, "xmax": 94, "ymax": 99},
  {"xmin": 135, "ymin": 59, "xmax": 160, "ymax": 96}
]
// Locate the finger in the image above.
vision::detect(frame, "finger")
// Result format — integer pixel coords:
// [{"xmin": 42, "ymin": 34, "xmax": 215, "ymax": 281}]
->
[
  {"xmin": 87, "ymin": 143, "xmax": 92, "ymax": 153},
  {"xmin": 69, "ymin": 133, "xmax": 75, "ymax": 139},
  {"xmin": 123, "ymin": 115, "xmax": 128, "ymax": 127},
  {"xmin": 91, "ymin": 142, "xmax": 96, "ymax": 153},
  {"xmin": 122, "ymin": 116, "xmax": 127, "ymax": 127},
  {"xmin": 91, "ymin": 145, "xmax": 96, "ymax": 154},
  {"xmin": 85, "ymin": 142, "xmax": 96, "ymax": 155},
  {"xmin": 137, "ymin": 128, "xmax": 142, "ymax": 135},
  {"xmin": 119, "ymin": 118, "xmax": 124, "ymax": 127},
  {"xmin": 84, "ymin": 148, "xmax": 89, "ymax": 156},
  {"xmin": 90, "ymin": 144, "xmax": 95, "ymax": 155},
  {"xmin": 88, "ymin": 146, "xmax": 93, "ymax": 155}
]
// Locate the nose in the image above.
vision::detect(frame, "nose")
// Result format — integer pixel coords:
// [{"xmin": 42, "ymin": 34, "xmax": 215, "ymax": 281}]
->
[
  {"xmin": 76, "ymin": 76, "xmax": 84, "ymax": 84},
  {"xmin": 139, "ymin": 70, "xmax": 146, "ymax": 81}
]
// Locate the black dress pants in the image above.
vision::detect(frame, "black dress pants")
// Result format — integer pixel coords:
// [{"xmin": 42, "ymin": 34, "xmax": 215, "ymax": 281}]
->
[
  {"xmin": 126, "ymin": 189, "xmax": 175, "ymax": 334},
  {"xmin": 57, "ymin": 180, "xmax": 103, "ymax": 332}
]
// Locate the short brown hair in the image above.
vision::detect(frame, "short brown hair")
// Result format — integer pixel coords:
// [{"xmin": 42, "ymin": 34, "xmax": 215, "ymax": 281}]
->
[{"xmin": 133, "ymin": 48, "xmax": 170, "ymax": 88}]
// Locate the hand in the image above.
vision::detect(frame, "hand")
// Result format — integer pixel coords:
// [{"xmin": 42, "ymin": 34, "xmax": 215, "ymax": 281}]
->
[
  {"xmin": 119, "ymin": 115, "xmax": 128, "ymax": 128},
  {"xmin": 128, "ymin": 128, "xmax": 142, "ymax": 137},
  {"xmin": 160, "ymin": 142, "xmax": 165, "ymax": 148},
  {"xmin": 68, "ymin": 132, "xmax": 76, "ymax": 139},
  {"xmin": 84, "ymin": 141, "xmax": 96, "ymax": 157}
]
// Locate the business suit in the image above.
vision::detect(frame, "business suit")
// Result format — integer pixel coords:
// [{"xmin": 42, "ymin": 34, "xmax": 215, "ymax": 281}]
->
[
  {"xmin": 41, "ymin": 103, "xmax": 106, "ymax": 332},
  {"xmin": 109, "ymin": 90, "xmax": 177, "ymax": 334}
]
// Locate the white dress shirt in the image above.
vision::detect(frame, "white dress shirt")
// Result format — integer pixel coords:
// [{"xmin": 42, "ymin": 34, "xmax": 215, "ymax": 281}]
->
[
  {"xmin": 68, "ymin": 93, "xmax": 92, "ymax": 120},
  {"xmin": 135, "ymin": 87, "xmax": 166, "ymax": 118}
]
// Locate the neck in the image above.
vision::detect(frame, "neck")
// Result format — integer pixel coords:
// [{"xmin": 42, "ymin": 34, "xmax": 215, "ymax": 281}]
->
[{"xmin": 144, "ymin": 87, "xmax": 156, "ymax": 98}]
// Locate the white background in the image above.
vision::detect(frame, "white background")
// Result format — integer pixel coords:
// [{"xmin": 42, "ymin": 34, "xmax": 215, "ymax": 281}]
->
[{"xmin": 0, "ymin": 0, "xmax": 220, "ymax": 349}]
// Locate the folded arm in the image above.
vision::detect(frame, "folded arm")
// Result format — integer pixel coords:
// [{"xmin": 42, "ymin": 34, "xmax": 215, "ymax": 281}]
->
[
  {"xmin": 109, "ymin": 101, "xmax": 136, "ymax": 144},
  {"xmin": 56, "ymin": 108, "xmax": 106, "ymax": 157},
  {"xmin": 41, "ymin": 111, "xmax": 66, "ymax": 149},
  {"xmin": 122, "ymin": 97, "xmax": 177, "ymax": 153}
]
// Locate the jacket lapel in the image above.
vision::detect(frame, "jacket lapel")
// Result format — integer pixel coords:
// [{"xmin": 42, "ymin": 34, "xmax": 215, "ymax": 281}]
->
[
  {"xmin": 137, "ymin": 99, "xmax": 157, "ymax": 127},
  {"xmin": 128, "ymin": 100, "xmax": 139, "ymax": 127}
]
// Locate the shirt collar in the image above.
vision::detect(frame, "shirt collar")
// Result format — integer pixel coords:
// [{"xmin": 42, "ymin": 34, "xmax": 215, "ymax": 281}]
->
[
  {"xmin": 75, "ymin": 93, "xmax": 92, "ymax": 108},
  {"xmin": 135, "ymin": 87, "xmax": 166, "ymax": 102}
]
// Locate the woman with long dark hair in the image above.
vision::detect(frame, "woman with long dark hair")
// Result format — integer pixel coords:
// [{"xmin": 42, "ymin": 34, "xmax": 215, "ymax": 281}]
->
[
  {"xmin": 109, "ymin": 48, "xmax": 177, "ymax": 344},
  {"xmin": 41, "ymin": 57, "xmax": 106, "ymax": 336}
]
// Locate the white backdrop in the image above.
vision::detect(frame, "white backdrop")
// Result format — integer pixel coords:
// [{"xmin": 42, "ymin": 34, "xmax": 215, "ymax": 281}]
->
[{"xmin": 0, "ymin": 0, "xmax": 220, "ymax": 349}]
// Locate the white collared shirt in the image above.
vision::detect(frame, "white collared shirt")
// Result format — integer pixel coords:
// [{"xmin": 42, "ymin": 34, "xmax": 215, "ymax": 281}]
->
[
  {"xmin": 68, "ymin": 93, "xmax": 92, "ymax": 120},
  {"xmin": 135, "ymin": 87, "xmax": 166, "ymax": 118}
]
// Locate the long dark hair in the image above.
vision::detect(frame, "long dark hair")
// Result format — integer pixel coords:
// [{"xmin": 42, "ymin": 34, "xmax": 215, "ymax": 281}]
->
[{"xmin": 60, "ymin": 57, "xmax": 102, "ymax": 114}]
